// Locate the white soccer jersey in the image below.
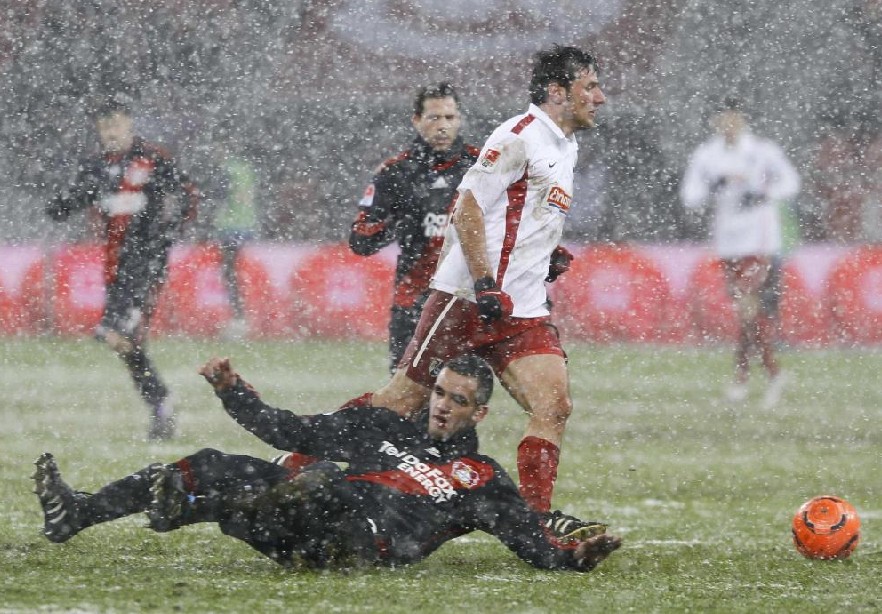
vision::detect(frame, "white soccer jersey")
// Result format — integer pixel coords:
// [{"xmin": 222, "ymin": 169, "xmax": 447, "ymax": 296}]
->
[
  {"xmin": 681, "ymin": 132, "xmax": 800, "ymax": 258},
  {"xmin": 431, "ymin": 104, "xmax": 578, "ymax": 317}
]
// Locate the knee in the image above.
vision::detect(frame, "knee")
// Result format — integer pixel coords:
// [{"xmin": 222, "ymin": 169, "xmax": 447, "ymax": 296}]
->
[
  {"xmin": 534, "ymin": 394, "xmax": 573, "ymax": 427},
  {"xmin": 188, "ymin": 447, "xmax": 224, "ymax": 466},
  {"xmin": 102, "ymin": 330, "xmax": 134, "ymax": 355}
]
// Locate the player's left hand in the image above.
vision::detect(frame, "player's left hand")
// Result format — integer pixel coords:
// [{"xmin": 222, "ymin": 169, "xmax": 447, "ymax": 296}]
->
[
  {"xmin": 545, "ymin": 245, "xmax": 574, "ymax": 283},
  {"xmin": 573, "ymin": 533, "xmax": 622, "ymax": 571}
]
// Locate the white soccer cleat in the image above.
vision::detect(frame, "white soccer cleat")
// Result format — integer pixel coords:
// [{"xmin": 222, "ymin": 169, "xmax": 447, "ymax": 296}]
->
[
  {"xmin": 724, "ymin": 382, "xmax": 749, "ymax": 403},
  {"xmin": 761, "ymin": 371, "xmax": 789, "ymax": 409}
]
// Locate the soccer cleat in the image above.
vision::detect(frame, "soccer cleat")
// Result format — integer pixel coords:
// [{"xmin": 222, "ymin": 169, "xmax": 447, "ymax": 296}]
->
[
  {"xmin": 148, "ymin": 399, "xmax": 176, "ymax": 441},
  {"xmin": 147, "ymin": 463, "xmax": 192, "ymax": 532},
  {"xmin": 761, "ymin": 371, "xmax": 788, "ymax": 409},
  {"xmin": 724, "ymin": 382, "xmax": 749, "ymax": 403},
  {"xmin": 543, "ymin": 509, "xmax": 607, "ymax": 542},
  {"xmin": 32, "ymin": 452, "xmax": 84, "ymax": 543}
]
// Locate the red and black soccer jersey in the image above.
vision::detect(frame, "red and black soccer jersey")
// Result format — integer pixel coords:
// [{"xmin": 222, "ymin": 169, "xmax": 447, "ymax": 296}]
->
[
  {"xmin": 349, "ymin": 136, "xmax": 479, "ymax": 309},
  {"xmin": 215, "ymin": 383, "xmax": 589, "ymax": 571},
  {"xmin": 47, "ymin": 136, "xmax": 199, "ymax": 286}
]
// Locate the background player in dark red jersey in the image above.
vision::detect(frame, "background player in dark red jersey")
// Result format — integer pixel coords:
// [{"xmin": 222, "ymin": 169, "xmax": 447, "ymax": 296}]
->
[
  {"xmin": 46, "ymin": 98, "xmax": 199, "ymax": 440},
  {"xmin": 349, "ymin": 82, "xmax": 480, "ymax": 372}
]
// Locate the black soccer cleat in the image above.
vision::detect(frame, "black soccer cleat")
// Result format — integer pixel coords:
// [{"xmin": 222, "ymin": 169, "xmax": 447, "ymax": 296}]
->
[
  {"xmin": 147, "ymin": 463, "xmax": 189, "ymax": 532},
  {"xmin": 32, "ymin": 452, "xmax": 84, "ymax": 543},
  {"xmin": 543, "ymin": 509, "xmax": 608, "ymax": 542}
]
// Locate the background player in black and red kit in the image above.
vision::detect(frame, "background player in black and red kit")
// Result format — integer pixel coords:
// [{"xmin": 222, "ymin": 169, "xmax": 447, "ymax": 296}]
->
[
  {"xmin": 46, "ymin": 98, "xmax": 199, "ymax": 440},
  {"xmin": 349, "ymin": 82, "xmax": 479, "ymax": 372},
  {"xmin": 33, "ymin": 355, "xmax": 620, "ymax": 572}
]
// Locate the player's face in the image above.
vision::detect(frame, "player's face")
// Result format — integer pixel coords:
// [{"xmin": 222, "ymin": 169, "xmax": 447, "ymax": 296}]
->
[
  {"xmin": 96, "ymin": 112, "xmax": 135, "ymax": 154},
  {"xmin": 565, "ymin": 67, "xmax": 605, "ymax": 131},
  {"xmin": 413, "ymin": 97, "xmax": 462, "ymax": 152},
  {"xmin": 428, "ymin": 368, "xmax": 488, "ymax": 441},
  {"xmin": 714, "ymin": 110, "xmax": 746, "ymax": 145}
]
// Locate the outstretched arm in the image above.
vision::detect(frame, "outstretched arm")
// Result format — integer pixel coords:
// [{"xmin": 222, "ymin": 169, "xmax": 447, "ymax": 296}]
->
[
  {"xmin": 199, "ymin": 357, "xmax": 317, "ymax": 452},
  {"xmin": 468, "ymin": 461, "xmax": 622, "ymax": 572},
  {"xmin": 198, "ymin": 357, "xmax": 359, "ymax": 460}
]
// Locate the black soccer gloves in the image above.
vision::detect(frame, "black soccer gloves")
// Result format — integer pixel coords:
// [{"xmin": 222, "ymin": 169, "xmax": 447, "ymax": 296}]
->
[
  {"xmin": 545, "ymin": 245, "xmax": 574, "ymax": 282},
  {"xmin": 474, "ymin": 276, "xmax": 513, "ymax": 323}
]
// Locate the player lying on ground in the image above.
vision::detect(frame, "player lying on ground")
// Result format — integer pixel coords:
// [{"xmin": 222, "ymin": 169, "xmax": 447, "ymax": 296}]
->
[{"xmin": 34, "ymin": 355, "xmax": 621, "ymax": 571}]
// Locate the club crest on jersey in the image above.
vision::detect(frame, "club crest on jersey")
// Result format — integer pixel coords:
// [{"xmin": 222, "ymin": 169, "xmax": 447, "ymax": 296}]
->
[
  {"xmin": 428, "ymin": 358, "xmax": 444, "ymax": 378},
  {"xmin": 480, "ymin": 149, "xmax": 501, "ymax": 168},
  {"xmin": 450, "ymin": 461, "xmax": 480, "ymax": 489},
  {"xmin": 547, "ymin": 186, "xmax": 572, "ymax": 214},
  {"xmin": 359, "ymin": 183, "xmax": 376, "ymax": 207}
]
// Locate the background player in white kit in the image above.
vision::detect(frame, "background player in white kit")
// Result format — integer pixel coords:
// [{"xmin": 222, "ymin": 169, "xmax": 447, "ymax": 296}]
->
[
  {"xmin": 368, "ymin": 45, "xmax": 606, "ymax": 536},
  {"xmin": 681, "ymin": 98, "xmax": 800, "ymax": 407}
]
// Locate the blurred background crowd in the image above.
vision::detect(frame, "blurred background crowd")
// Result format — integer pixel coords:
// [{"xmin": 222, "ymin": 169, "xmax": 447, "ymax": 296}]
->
[{"xmin": 1, "ymin": 0, "xmax": 880, "ymax": 246}]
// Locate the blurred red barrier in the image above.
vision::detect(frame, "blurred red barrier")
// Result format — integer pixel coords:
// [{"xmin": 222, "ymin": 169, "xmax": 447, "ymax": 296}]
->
[
  {"xmin": 827, "ymin": 246, "xmax": 882, "ymax": 344},
  {"xmin": 152, "ymin": 244, "xmax": 231, "ymax": 336},
  {"xmin": 51, "ymin": 244, "xmax": 105, "ymax": 336},
  {"xmin": 635, "ymin": 245, "xmax": 707, "ymax": 343},
  {"xmin": 12, "ymin": 242, "xmax": 871, "ymax": 344},
  {"xmin": 685, "ymin": 257, "xmax": 738, "ymax": 343},
  {"xmin": 237, "ymin": 244, "xmax": 314, "ymax": 338},
  {"xmin": 779, "ymin": 246, "xmax": 850, "ymax": 345},
  {"xmin": 553, "ymin": 244, "xmax": 669, "ymax": 342},
  {"xmin": 290, "ymin": 244, "xmax": 396, "ymax": 339},
  {"xmin": 0, "ymin": 246, "xmax": 46, "ymax": 335}
]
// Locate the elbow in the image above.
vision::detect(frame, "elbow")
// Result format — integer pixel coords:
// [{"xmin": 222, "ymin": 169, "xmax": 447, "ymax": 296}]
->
[{"xmin": 349, "ymin": 233, "xmax": 380, "ymax": 256}]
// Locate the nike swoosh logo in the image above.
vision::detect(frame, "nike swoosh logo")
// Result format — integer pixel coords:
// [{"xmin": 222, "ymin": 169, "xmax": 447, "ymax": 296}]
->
[{"xmin": 549, "ymin": 161, "xmax": 557, "ymax": 167}]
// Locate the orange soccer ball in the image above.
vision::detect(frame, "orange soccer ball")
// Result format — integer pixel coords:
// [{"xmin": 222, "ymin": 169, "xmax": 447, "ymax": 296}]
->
[{"xmin": 792, "ymin": 495, "xmax": 861, "ymax": 560}]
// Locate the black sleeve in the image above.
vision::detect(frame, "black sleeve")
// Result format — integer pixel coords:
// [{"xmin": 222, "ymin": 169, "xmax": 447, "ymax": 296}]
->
[
  {"xmin": 466, "ymin": 460, "xmax": 586, "ymax": 571},
  {"xmin": 153, "ymin": 152, "xmax": 200, "ymax": 230},
  {"xmin": 348, "ymin": 167, "xmax": 398, "ymax": 255},
  {"xmin": 215, "ymin": 381, "xmax": 364, "ymax": 460},
  {"xmin": 46, "ymin": 160, "xmax": 102, "ymax": 221}
]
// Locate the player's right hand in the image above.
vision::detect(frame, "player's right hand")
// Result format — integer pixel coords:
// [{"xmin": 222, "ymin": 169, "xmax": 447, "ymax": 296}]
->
[
  {"xmin": 199, "ymin": 357, "xmax": 239, "ymax": 391},
  {"xmin": 474, "ymin": 276, "xmax": 513, "ymax": 323},
  {"xmin": 46, "ymin": 195, "xmax": 71, "ymax": 221}
]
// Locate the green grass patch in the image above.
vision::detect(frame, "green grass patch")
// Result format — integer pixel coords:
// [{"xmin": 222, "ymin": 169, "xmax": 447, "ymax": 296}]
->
[{"xmin": 1, "ymin": 338, "xmax": 880, "ymax": 612}]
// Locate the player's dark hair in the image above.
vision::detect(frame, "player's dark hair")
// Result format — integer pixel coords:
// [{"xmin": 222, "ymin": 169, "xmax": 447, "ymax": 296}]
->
[
  {"xmin": 91, "ymin": 97, "xmax": 132, "ymax": 121},
  {"xmin": 413, "ymin": 82, "xmax": 460, "ymax": 116},
  {"xmin": 443, "ymin": 354, "xmax": 494, "ymax": 405},
  {"xmin": 529, "ymin": 45, "xmax": 598, "ymax": 105}
]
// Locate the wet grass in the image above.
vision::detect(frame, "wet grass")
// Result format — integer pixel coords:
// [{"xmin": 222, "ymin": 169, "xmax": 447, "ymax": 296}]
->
[{"xmin": 1, "ymin": 338, "xmax": 880, "ymax": 613}]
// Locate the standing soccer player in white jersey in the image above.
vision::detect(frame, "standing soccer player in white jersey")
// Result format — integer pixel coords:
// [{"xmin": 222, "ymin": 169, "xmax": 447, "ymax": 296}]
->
[
  {"xmin": 681, "ymin": 98, "xmax": 800, "ymax": 408},
  {"xmin": 365, "ymin": 45, "xmax": 607, "ymax": 536}
]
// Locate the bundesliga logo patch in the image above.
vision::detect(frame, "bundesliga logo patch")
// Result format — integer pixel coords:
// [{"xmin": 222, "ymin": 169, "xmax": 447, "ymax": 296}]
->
[
  {"xmin": 359, "ymin": 183, "xmax": 376, "ymax": 207},
  {"xmin": 480, "ymin": 149, "xmax": 501, "ymax": 168},
  {"xmin": 547, "ymin": 186, "xmax": 572, "ymax": 213}
]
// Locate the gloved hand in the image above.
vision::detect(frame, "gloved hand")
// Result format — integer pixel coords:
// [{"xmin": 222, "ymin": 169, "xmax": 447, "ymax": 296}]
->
[
  {"xmin": 739, "ymin": 191, "xmax": 766, "ymax": 209},
  {"xmin": 709, "ymin": 177, "xmax": 728, "ymax": 195},
  {"xmin": 474, "ymin": 276, "xmax": 513, "ymax": 323},
  {"xmin": 546, "ymin": 245, "xmax": 574, "ymax": 282},
  {"xmin": 46, "ymin": 194, "xmax": 72, "ymax": 221}
]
